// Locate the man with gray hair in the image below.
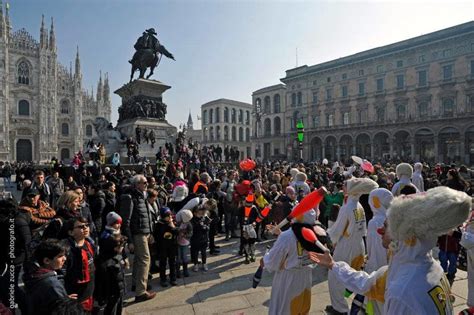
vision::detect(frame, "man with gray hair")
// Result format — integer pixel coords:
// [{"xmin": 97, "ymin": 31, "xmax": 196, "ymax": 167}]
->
[{"xmin": 120, "ymin": 174, "xmax": 156, "ymax": 302}]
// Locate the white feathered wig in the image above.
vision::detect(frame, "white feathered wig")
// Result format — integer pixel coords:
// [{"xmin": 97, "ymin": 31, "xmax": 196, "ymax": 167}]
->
[
  {"xmin": 395, "ymin": 163, "xmax": 413, "ymax": 178},
  {"xmin": 346, "ymin": 177, "xmax": 379, "ymax": 197},
  {"xmin": 388, "ymin": 186, "xmax": 471, "ymax": 242}
]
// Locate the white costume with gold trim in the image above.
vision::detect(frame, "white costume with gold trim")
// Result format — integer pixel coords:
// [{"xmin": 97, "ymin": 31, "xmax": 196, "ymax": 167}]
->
[{"xmin": 263, "ymin": 210, "xmax": 317, "ymax": 315}]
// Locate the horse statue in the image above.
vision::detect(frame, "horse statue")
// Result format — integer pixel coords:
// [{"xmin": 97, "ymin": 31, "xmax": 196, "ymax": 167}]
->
[
  {"xmin": 129, "ymin": 28, "xmax": 175, "ymax": 82},
  {"xmin": 93, "ymin": 117, "xmax": 126, "ymax": 144}
]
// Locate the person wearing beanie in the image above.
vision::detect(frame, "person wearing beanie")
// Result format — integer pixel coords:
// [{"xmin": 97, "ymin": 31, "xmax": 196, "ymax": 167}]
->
[
  {"xmin": 155, "ymin": 207, "xmax": 178, "ymax": 287},
  {"xmin": 391, "ymin": 163, "xmax": 418, "ymax": 196},
  {"xmin": 175, "ymin": 209, "xmax": 193, "ymax": 278},
  {"xmin": 99, "ymin": 212, "xmax": 123, "ymax": 245},
  {"xmin": 326, "ymin": 177, "xmax": 378, "ymax": 315},
  {"xmin": 310, "ymin": 187, "xmax": 471, "ymax": 315},
  {"xmin": 190, "ymin": 206, "xmax": 211, "ymax": 272},
  {"xmin": 364, "ymin": 188, "xmax": 393, "ymax": 315},
  {"xmin": 239, "ymin": 194, "xmax": 258, "ymax": 264},
  {"xmin": 412, "ymin": 162, "xmax": 425, "ymax": 192},
  {"xmin": 292, "ymin": 172, "xmax": 311, "ymax": 200}
]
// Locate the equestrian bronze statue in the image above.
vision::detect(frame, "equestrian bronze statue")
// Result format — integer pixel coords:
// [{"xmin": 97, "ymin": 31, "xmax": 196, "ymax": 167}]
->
[{"xmin": 129, "ymin": 28, "xmax": 175, "ymax": 82}]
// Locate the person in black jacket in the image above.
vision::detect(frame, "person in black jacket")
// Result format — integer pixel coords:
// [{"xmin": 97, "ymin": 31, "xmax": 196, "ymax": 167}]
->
[
  {"xmin": 94, "ymin": 234, "xmax": 126, "ymax": 315},
  {"xmin": 155, "ymin": 207, "xmax": 178, "ymax": 287},
  {"xmin": 101, "ymin": 182, "xmax": 117, "ymax": 232},
  {"xmin": 119, "ymin": 175, "xmax": 156, "ymax": 302},
  {"xmin": 190, "ymin": 207, "xmax": 210, "ymax": 272},
  {"xmin": 87, "ymin": 184, "xmax": 106, "ymax": 235},
  {"xmin": 22, "ymin": 170, "xmax": 52, "ymax": 205},
  {"xmin": 23, "ymin": 239, "xmax": 85, "ymax": 315}
]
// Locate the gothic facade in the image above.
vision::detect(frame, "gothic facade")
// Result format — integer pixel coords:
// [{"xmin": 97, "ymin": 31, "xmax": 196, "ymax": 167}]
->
[
  {"xmin": 0, "ymin": 5, "xmax": 111, "ymax": 162},
  {"xmin": 253, "ymin": 21, "xmax": 474, "ymax": 165}
]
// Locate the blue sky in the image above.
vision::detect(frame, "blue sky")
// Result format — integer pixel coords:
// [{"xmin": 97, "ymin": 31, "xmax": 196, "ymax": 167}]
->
[{"xmin": 8, "ymin": 0, "xmax": 474, "ymax": 128}]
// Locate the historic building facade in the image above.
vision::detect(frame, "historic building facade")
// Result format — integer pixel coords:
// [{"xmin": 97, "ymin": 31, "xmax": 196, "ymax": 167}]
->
[
  {"xmin": 0, "ymin": 5, "xmax": 111, "ymax": 162},
  {"xmin": 253, "ymin": 21, "xmax": 474, "ymax": 165},
  {"xmin": 201, "ymin": 98, "xmax": 252, "ymax": 159}
]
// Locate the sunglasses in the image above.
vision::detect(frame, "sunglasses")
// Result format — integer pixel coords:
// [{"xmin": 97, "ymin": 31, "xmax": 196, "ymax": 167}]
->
[{"xmin": 74, "ymin": 224, "xmax": 90, "ymax": 230}]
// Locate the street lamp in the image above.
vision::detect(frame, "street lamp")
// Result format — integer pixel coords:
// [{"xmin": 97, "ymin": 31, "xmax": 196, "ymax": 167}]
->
[{"xmin": 297, "ymin": 120, "xmax": 304, "ymax": 160}]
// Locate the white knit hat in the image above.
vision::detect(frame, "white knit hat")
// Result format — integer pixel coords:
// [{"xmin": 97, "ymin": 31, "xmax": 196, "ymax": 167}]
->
[{"xmin": 388, "ymin": 186, "xmax": 471, "ymax": 242}]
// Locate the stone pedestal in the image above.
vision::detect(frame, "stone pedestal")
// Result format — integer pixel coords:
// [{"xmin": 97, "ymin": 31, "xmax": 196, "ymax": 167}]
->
[{"xmin": 115, "ymin": 79, "xmax": 177, "ymax": 159}]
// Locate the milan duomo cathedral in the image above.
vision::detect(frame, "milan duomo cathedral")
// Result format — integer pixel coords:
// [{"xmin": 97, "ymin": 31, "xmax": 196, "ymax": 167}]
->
[{"xmin": 0, "ymin": 3, "xmax": 111, "ymax": 162}]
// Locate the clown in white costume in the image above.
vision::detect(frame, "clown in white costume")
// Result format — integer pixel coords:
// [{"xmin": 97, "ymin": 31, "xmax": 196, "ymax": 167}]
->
[
  {"xmin": 391, "ymin": 163, "xmax": 419, "ymax": 196},
  {"xmin": 412, "ymin": 162, "xmax": 425, "ymax": 192},
  {"xmin": 311, "ymin": 186, "xmax": 471, "ymax": 315},
  {"xmin": 262, "ymin": 210, "xmax": 318, "ymax": 315},
  {"xmin": 364, "ymin": 188, "xmax": 393, "ymax": 315},
  {"xmin": 326, "ymin": 178, "xmax": 379, "ymax": 314}
]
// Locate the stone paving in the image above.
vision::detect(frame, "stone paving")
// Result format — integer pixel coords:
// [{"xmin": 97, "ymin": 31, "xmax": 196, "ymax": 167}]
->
[{"xmin": 0, "ymin": 179, "xmax": 469, "ymax": 315}]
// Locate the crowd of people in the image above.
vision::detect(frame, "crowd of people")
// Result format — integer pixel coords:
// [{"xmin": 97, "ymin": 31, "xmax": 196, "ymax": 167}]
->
[{"xmin": 0, "ymin": 154, "xmax": 473, "ymax": 315}]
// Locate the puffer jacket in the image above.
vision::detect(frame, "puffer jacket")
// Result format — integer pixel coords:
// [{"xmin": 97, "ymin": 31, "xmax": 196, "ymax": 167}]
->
[{"xmin": 120, "ymin": 188, "xmax": 154, "ymax": 239}]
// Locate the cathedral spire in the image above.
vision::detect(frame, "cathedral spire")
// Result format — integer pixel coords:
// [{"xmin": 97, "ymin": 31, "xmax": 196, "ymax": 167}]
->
[
  {"xmin": 97, "ymin": 71, "xmax": 103, "ymax": 101},
  {"xmin": 0, "ymin": 1, "xmax": 5, "ymax": 39},
  {"xmin": 4, "ymin": 2, "xmax": 10, "ymax": 36},
  {"xmin": 75, "ymin": 46, "xmax": 81, "ymax": 78},
  {"xmin": 40, "ymin": 14, "xmax": 48, "ymax": 49},
  {"xmin": 187, "ymin": 110, "xmax": 194, "ymax": 130},
  {"xmin": 103, "ymin": 72, "xmax": 110, "ymax": 102},
  {"xmin": 49, "ymin": 17, "xmax": 56, "ymax": 52}
]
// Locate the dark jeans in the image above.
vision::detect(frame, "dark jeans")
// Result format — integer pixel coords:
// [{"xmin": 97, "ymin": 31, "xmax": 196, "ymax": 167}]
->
[
  {"xmin": 439, "ymin": 250, "xmax": 458, "ymax": 276},
  {"xmin": 191, "ymin": 243, "xmax": 207, "ymax": 265},
  {"xmin": 103, "ymin": 295, "xmax": 123, "ymax": 315},
  {"xmin": 159, "ymin": 248, "xmax": 176, "ymax": 282}
]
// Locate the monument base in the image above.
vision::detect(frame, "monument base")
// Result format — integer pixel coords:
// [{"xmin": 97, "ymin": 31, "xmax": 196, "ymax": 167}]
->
[{"xmin": 116, "ymin": 117, "xmax": 177, "ymax": 159}]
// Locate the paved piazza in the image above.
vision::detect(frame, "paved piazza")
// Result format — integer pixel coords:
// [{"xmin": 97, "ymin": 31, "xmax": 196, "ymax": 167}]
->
[{"xmin": 122, "ymin": 234, "xmax": 471, "ymax": 315}]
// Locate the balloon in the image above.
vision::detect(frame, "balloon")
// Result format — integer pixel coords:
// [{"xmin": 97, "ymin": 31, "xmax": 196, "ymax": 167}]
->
[
  {"xmin": 239, "ymin": 159, "xmax": 256, "ymax": 171},
  {"xmin": 351, "ymin": 155, "xmax": 363, "ymax": 165},
  {"xmin": 274, "ymin": 187, "xmax": 327, "ymax": 230},
  {"xmin": 361, "ymin": 160, "xmax": 375, "ymax": 174}
]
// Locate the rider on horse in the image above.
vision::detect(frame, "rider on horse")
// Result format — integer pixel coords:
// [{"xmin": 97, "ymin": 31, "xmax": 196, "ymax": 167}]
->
[{"xmin": 129, "ymin": 28, "xmax": 175, "ymax": 81}]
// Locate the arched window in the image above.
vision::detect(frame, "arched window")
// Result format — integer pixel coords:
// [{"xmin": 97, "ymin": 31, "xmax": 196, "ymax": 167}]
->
[
  {"xmin": 18, "ymin": 61, "xmax": 30, "ymax": 85},
  {"xmin": 86, "ymin": 124, "xmax": 93, "ymax": 137},
  {"xmin": 203, "ymin": 110, "xmax": 207, "ymax": 124},
  {"xmin": 273, "ymin": 94, "xmax": 281, "ymax": 113},
  {"xmin": 224, "ymin": 126, "xmax": 229, "ymax": 140},
  {"xmin": 231, "ymin": 126, "xmax": 236, "ymax": 141},
  {"xmin": 239, "ymin": 109, "xmax": 243, "ymax": 123},
  {"xmin": 224, "ymin": 107, "xmax": 229, "ymax": 123},
  {"xmin": 246, "ymin": 111, "xmax": 250, "ymax": 125},
  {"xmin": 343, "ymin": 112, "xmax": 350, "ymax": 125},
  {"xmin": 18, "ymin": 100, "xmax": 30, "ymax": 116},
  {"xmin": 255, "ymin": 98, "xmax": 262, "ymax": 115},
  {"xmin": 442, "ymin": 98, "xmax": 454, "ymax": 117},
  {"xmin": 245, "ymin": 128, "xmax": 250, "ymax": 141},
  {"xmin": 231, "ymin": 108, "xmax": 236, "ymax": 123},
  {"xmin": 297, "ymin": 92, "xmax": 303, "ymax": 106},
  {"xmin": 264, "ymin": 118, "xmax": 271, "ymax": 136},
  {"xmin": 215, "ymin": 107, "xmax": 220, "ymax": 123},
  {"xmin": 61, "ymin": 100, "xmax": 69, "ymax": 114},
  {"xmin": 209, "ymin": 109, "xmax": 214, "ymax": 124},
  {"xmin": 216, "ymin": 126, "xmax": 221, "ymax": 140},
  {"xmin": 61, "ymin": 123, "xmax": 69, "ymax": 136},
  {"xmin": 274, "ymin": 117, "xmax": 281, "ymax": 135},
  {"xmin": 292, "ymin": 111, "xmax": 300, "ymax": 129},
  {"xmin": 209, "ymin": 126, "xmax": 214, "ymax": 141},
  {"xmin": 264, "ymin": 96, "xmax": 271, "ymax": 114},
  {"xmin": 327, "ymin": 114, "xmax": 334, "ymax": 127},
  {"xmin": 418, "ymin": 102, "xmax": 429, "ymax": 118},
  {"xmin": 239, "ymin": 127, "xmax": 243, "ymax": 141}
]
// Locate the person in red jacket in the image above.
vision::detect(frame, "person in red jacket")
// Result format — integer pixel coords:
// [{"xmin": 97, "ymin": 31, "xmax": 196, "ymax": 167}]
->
[{"xmin": 438, "ymin": 227, "xmax": 462, "ymax": 286}]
